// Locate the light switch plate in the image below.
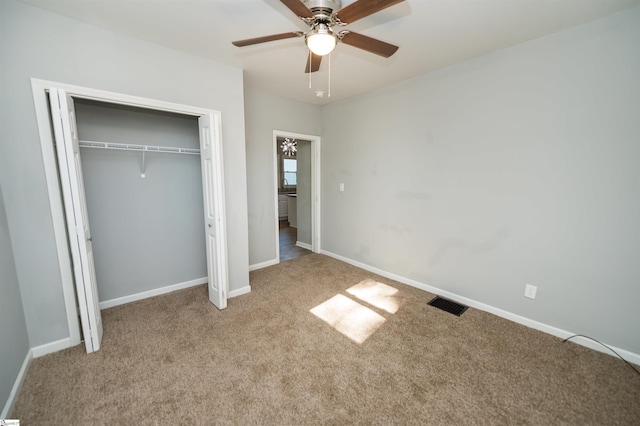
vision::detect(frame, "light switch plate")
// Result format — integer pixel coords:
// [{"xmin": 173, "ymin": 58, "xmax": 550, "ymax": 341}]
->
[{"xmin": 524, "ymin": 284, "xmax": 537, "ymax": 299}]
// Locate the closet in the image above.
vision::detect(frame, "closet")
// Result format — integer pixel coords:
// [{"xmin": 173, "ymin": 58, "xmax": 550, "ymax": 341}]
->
[
  {"xmin": 74, "ymin": 99, "xmax": 206, "ymax": 304},
  {"xmin": 46, "ymin": 87, "xmax": 228, "ymax": 354}
]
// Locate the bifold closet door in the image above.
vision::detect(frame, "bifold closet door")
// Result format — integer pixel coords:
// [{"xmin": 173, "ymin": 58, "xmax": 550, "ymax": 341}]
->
[
  {"xmin": 49, "ymin": 88, "xmax": 103, "ymax": 353},
  {"xmin": 199, "ymin": 113, "xmax": 228, "ymax": 310}
]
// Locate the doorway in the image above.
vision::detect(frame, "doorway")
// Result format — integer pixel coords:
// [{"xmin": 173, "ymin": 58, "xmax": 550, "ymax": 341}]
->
[
  {"xmin": 277, "ymin": 136, "xmax": 311, "ymax": 261},
  {"xmin": 272, "ymin": 130, "xmax": 321, "ymax": 263},
  {"xmin": 32, "ymin": 79, "xmax": 229, "ymax": 353}
]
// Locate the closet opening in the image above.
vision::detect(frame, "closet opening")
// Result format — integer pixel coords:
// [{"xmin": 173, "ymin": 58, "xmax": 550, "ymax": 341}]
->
[
  {"xmin": 32, "ymin": 79, "xmax": 228, "ymax": 354},
  {"xmin": 74, "ymin": 99, "xmax": 208, "ymax": 305}
]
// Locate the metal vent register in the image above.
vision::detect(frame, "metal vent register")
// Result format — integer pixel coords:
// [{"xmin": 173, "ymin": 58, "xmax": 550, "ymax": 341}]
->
[{"xmin": 427, "ymin": 296, "xmax": 469, "ymax": 316}]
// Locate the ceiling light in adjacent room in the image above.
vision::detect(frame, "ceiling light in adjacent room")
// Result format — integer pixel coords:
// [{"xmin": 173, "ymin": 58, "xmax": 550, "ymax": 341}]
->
[{"xmin": 281, "ymin": 138, "xmax": 297, "ymax": 156}]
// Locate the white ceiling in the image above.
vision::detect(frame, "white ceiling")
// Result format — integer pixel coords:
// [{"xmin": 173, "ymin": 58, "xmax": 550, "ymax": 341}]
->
[{"xmin": 19, "ymin": 0, "xmax": 640, "ymax": 105}]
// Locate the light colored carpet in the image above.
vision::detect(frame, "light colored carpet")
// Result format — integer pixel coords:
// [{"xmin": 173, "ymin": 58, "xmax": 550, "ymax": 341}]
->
[{"xmin": 13, "ymin": 254, "xmax": 640, "ymax": 424}]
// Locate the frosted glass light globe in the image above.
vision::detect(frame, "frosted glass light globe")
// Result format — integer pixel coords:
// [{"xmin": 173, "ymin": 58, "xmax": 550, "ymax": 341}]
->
[{"xmin": 306, "ymin": 27, "xmax": 336, "ymax": 56}]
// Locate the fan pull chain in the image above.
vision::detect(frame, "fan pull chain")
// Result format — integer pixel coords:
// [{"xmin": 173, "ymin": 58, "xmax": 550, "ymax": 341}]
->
[{"xmin": 309, "ymin": 50, "xmax": 312, "ymax": 89}]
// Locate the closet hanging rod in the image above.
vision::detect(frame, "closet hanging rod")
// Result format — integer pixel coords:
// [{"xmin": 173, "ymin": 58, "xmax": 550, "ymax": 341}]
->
[{"xmin": 78, "ymin": 140, "xmax": 200, "ymax": 155}]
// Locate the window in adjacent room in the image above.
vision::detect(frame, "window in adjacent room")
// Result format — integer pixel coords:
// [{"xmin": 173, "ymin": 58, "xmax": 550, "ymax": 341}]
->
[{"xmin": 283, "ymin": 158, "xmax": 297, "ymax": 187}]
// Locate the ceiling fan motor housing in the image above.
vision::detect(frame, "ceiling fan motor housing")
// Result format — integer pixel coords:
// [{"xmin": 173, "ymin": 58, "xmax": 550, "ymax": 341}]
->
[{"xmin": 303, "ymin": 0, "xmax": 342, "ymax": 20}]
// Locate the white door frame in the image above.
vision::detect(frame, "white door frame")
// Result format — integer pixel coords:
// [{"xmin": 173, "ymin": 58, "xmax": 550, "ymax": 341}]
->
[
  {"xmin": 31, "ymin": 78, "xmax": 229, "ymax": 348},
  {"xmin": 273, "ymin": 130, "xmax": 321, "ymax": 262}
]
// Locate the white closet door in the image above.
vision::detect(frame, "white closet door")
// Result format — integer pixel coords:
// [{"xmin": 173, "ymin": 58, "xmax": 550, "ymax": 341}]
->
[
  {"xmin": 49, "ymin": 88, "xmax": 103, "ymax": 353},
  {"xmin": 199, "ymin": 113, "xmax": 228, "ymax": 310}
]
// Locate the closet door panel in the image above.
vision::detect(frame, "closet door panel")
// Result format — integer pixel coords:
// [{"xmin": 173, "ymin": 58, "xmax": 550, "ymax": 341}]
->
[
  {"xmin": 49, "ymin": 89, "xmax": 103, "ymax": 353},
  {"xmin": 199, "ymin": 113, "xmax": 227, "ymax": 309}
]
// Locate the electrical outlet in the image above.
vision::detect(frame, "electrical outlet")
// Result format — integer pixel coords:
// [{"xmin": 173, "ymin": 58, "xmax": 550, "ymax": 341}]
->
[
  {"xmin": 524, "ymin": 284, "xmax": 537, "ymax": 300},
  {"xmin": 339, "ymin": 183, "xmax": 344, "ymax": 192}
]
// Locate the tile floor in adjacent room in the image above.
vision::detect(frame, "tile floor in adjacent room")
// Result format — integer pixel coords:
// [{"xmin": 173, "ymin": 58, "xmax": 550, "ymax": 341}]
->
[{"xmin": 279, "ymin": 219, "xmax": 312, "ymax": 261}]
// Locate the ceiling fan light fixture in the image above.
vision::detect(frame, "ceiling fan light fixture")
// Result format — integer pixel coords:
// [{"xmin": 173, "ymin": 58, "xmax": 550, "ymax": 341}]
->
[{"xmin": 306, "ymin": 24, "xmax": 336, "ymax": 56}]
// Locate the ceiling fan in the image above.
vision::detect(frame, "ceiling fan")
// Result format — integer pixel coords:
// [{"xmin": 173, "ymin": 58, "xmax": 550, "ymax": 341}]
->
[{"xmin": 232, "ymin": 0, "xmax": 406, "ymax": 73}]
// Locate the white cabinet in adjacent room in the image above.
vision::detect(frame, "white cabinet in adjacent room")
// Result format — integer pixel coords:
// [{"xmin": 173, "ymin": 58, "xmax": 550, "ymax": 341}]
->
[
  {"xmin": 278, "ymin": 194, "xmax": 288, "ymax": 219},
  {"xmin": 287, "ymin": 194, "xmax": 297, "ymax": 228}
]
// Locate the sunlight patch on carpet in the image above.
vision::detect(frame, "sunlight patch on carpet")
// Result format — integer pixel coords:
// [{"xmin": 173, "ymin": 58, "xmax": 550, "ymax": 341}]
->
[
  {"xmin": 310, "ymin": 294, "xmax": 386, "ymax": 344},
  {"xmin": 346, "ymin": 279, "xmax": 400, "ymax": 314}
]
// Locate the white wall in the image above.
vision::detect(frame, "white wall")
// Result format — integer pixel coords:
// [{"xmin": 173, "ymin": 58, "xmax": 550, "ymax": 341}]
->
[
  {"xmin": 244, "ymin": 90, "xmax": 320, "ymax": 266},
  {"xmin": 321, "ymin": 7, "xmax": 640, "ymax": 354},
  {"xmin": 75, "ymin": 101, "xmax": 207, "ymax": 302},
  {"xmin": 0, "ymin": 0, "xmax": 249, "ymax": 347}
]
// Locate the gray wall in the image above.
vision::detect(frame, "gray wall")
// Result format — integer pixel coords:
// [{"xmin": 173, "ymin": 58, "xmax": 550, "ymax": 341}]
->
[
  {"xmin": 0, "ymin": 184, "xmax": 30, "ymax": 415},
  {"xmin": 244, "ymin": 90, "xmax": 320, "ymax": 266},
  {"xmin": 296, "ymin": 140, "xmax": 312, "ymax": 246},
  {"xmin": 320, "ymin": 7, "xmax": 640, "ymax": 354},
  {"xmin": 0, "ymin": 0, "xmax": 249, "ymax": 347},
  {"xmin": 75, "ymin": 100, "xmax": 207, "ymax": 302}
]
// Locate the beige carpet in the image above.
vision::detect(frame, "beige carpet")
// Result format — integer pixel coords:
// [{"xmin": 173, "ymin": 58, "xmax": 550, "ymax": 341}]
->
[{"xmin": 13, "ymin": 254, "xmax": 640, "ymax": 424}]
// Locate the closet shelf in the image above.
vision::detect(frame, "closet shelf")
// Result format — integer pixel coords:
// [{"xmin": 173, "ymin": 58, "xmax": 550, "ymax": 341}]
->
[{"xmin": 78, "ymin": 140, "xmax": 200, "ymax": 155}]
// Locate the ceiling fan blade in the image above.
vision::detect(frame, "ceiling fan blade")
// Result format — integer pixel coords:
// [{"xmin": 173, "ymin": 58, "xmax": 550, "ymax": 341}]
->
[
  {"xmin": 335, "ymin": 0, "xmax": 405, "ymax": 24},
  {"xmin": 280, "ymin": 0, "xmax": 315, "ymax": 19},
  {"xmin": 232, "ymin": 32, "xmax": 302, "ymax": 47},
  {"xmin": 340, "ymin": 32, "xmax": 399, "ymax": 57},
  {"xmin": 305, "ymin": 52, "xmax": 322, "ymax": 73}
]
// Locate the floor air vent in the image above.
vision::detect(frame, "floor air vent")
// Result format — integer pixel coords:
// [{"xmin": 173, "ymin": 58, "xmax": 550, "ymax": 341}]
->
[{"xmin": 428, "ymin": 296, "xmax": 468, "ymax": 316}]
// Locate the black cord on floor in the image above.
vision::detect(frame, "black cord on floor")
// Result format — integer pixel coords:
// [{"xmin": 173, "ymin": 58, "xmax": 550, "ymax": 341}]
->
[{"xmin": 563, "ymin": 334, "xmax": 640, "ymax": 376}]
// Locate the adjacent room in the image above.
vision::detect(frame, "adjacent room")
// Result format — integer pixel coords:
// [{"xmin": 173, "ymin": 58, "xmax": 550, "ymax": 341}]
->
[{"xmin": 1, "ymin": 0, "xmax": 639, "ymax": 423}]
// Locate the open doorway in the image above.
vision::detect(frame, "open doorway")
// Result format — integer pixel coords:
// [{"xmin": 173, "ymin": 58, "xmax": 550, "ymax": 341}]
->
[
  {"xmin": 272, "ymin": 130, "xmax": 321, "ymax": 263},
  {"xmin": 277, "ymin": 136, "xmax": 310, "ymax": 261}
]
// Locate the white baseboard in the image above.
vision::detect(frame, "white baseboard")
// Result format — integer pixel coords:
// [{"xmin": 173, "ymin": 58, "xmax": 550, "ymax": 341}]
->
[
  {"xmin": 296, "ymin": 241, "xmax": 312, "ymax": 250},
  {"xmin": 2, "ymin": 349, "xmax": 32, "ymax": 418},
  {"xmin": 31, "ymin": 337, "xmax": 72, "ymax": 358},
  {"xmin": 320, "ymin": 250, "xmax": 640, "ymax": 366},
  {"xmin": 229, "ymin": 285, "xmax": 252, "ymax": 298},
  {"xmin": 99, "ymin": 277, "xmax": 208, "ymax": 310},
  {"xmin": 249, "ymin": 258, "xmax": 279, "ymax": 271}
]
